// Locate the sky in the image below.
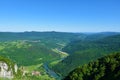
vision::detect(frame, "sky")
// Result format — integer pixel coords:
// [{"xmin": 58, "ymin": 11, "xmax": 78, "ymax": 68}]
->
[{"xmin": 0, "ymin": 0, "xmax": 120, "ymax": 32}]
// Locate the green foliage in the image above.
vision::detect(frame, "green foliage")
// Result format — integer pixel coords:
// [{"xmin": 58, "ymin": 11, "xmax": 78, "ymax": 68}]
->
[
  {"xmin": 13, "ymin": 74, "xmax": 55, "ymax": 80},
  {"xmin": 0, "ymin": 32, "xmax": 84, "ymax": 80},
  {"xmin": 53, "ymin": 34, "xmax": 120, "ymax": 77},
  {"xmin": 0, "ymin": 41, "xmax": 62, "ymax": 80},
  {"xmin": 0, "ymin": 41, "xmax": 62, "ymax": 66},
  {"xmin": 64, "ymin": 53, "xmax": 120, "ymax": 80},
  {"xmin": 0, "ymin": 32, "xmax": 120, "ymax": 80}
]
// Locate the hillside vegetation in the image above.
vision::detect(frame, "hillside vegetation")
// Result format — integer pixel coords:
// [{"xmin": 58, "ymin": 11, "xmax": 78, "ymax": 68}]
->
[
  {"xmin": 0, "ymin": 32, "xmax": 85, "ymax": 80},
  {"xmin": 0, "ymin": 41, "xmax": 61, "ymax": 66},
  {"xmin": 0, "ymin": 32, "xmax": 120, "ymax": 80},
  {"xmin": 53, "ymin": 34, "xmax": 120, "ymax": 77},
  {"xmin": 64, "ymin": 53, "xmax": 120, "ymax": 80}
]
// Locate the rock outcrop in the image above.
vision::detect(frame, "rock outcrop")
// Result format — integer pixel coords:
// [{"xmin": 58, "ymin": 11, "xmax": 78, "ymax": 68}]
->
[
  {"xmin": 0, "ymin": 62, "xmax": 13, "ymax": 78},
  {"xmin": 0, "ymin": 57, "xmax": 18, "ymax": 79}
]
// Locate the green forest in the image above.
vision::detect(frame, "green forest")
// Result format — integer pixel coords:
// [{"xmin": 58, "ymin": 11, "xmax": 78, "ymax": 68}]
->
[
  {"xmin": 53, "ymin": 34, "xmax": 120, "ymax": 77},
  {"xmin": 0, "ymin": 32, "xmax": 120, "ymax": 80},
  {"xmin": 64, "ymin": 53, "xmax": 120, "ymax": 80}
]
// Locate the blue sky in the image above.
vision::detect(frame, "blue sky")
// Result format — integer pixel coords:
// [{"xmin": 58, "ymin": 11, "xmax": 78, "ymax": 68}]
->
[{"xmin": 0, "ymin": 0, "xmax": 120, "ymax": 32}]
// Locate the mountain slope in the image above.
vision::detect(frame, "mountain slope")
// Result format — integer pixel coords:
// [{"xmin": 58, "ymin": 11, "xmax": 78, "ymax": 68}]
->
[
  {"xmin": 0, "ymin": 41, "xmax": 61, "ymax": 66},
  {"xmin": 0, "ymin": 32, "xmax": 120, "ymax": 79},
  {"xmin": 53, "ymin": 34, "xmax": 120, "ymax": 77},
  {"xmin": 64, "ymin": 53, "xmax": 120, "ymax": 80}
]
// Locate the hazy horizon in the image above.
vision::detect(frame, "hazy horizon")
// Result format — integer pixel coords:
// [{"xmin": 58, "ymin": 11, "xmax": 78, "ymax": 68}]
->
[{"xmin": 0, "ymin": 31, "xmax": 120, "ymax": 33}]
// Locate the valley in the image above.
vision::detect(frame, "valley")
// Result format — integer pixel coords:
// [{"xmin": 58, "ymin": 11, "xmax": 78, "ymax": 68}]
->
[
  {"xmin": 0, "ymin": 32, "xmax": 120, "ymax": 80},
  {"xmin": 0, "ymin": 0, "xmax": 120, "ymax": 80}
]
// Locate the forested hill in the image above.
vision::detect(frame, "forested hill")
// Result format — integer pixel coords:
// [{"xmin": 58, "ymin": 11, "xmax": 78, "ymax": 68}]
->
[
  {"xmin": 0, "ymin": 41, "xmax": 62, "ymax": 66},
  {"xmin": 62, "ymin": 34, "xmax": 120, "ymax": 54},
  {"xmin": 0, "ymin": 32, "xmax": 120, "ymax": 79},
  {"xmin": 83, "ymin": 32, "xmax": 120, "ymax": 41},
  {"xmin": 64, "ymin": 53, "xmax": 120, "ymax": 80},
  {"xmin": 0, "ymin": 32, "xmax": 84, "ymax": 42},
  {"xmin": 53, "ymin": 34, "xmax": 120, "ymax": 77},
  {"xmin": 0, "ymin": 32, "xmax": 119, "ymax": 42}
]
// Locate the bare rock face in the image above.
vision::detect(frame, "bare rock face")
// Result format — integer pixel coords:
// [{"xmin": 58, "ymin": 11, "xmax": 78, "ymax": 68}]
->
[
  {"xmin": 14, "ymin": 64, "xmax": 18, "ymax": 73},
  {"xmin": 0, "ymin": 62, "xmax": 18, "ymax": 79}
]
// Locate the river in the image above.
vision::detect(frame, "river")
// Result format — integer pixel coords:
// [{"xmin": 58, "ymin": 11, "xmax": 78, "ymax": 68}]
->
[{"xmin": 43, "ymin": 63, "xmax": 61, "ymax": 80}]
